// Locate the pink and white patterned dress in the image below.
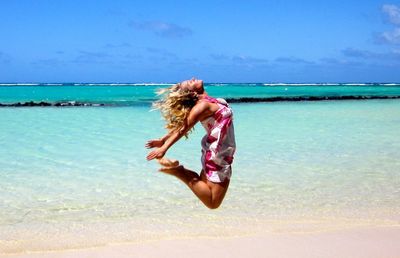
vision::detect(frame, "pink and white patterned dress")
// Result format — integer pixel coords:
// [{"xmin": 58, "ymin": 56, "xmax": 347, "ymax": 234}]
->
[{"xmin": 200, "ymin": 96, "xmax": 236, "ymax": 183}]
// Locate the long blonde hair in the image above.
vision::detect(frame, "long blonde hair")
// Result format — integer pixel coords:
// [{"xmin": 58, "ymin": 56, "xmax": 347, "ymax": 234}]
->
[{"xmin": 153, "ymin": 83, "xmax": 199, "ymax": 138}]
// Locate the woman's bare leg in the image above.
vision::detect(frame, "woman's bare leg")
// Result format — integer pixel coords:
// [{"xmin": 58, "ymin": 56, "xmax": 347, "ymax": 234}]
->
[{"xmin": 159, "ymin": 164, "xmax": 229, "ymax": 209}]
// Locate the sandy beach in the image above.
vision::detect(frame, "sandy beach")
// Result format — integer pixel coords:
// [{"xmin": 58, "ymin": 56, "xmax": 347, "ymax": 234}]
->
[{"xmin": 1, "ymin": 226, "xmax": 399, "ymax": 258}]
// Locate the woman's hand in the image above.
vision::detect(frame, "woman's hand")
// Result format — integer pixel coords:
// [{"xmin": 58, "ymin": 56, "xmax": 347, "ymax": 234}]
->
[
  {"xmin": 146, "ymin": 147, "xmax": 166, "ymax": 161},
  {"xmin": 145, "ymin": 139, "xmax": 164, "ymax": 149}
]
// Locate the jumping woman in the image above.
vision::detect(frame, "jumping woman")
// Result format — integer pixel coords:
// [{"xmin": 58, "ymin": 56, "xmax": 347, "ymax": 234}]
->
[{"xmin": 145, "ymin": 78, "xmax": 236, "ymax": 209}]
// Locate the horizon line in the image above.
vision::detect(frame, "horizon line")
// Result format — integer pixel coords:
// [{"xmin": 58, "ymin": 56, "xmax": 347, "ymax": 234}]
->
[{"xmin": 1, "ymin": 82, "xmax": 400, "ymax": 85}]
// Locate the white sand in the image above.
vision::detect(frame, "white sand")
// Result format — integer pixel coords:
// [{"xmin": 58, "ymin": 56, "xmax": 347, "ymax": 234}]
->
[{"xmin": 2, "ymin": 226, "xmax": 400, "ymax": 258}]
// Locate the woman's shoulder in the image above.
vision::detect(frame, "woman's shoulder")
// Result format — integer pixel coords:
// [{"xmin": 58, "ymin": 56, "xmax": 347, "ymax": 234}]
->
[
  {"xmin": 194, "ymin": 97, "xmax": 220, "ymax": 120},
  {"xmin": 216, "ymin": 98, "xmax": 228, "ymax": 105},
  {"xmin": 191, "ymin": 100, "xmax": 211, "ymax": 116},
  {"xmin": 199, "ymin": 95, "xmax": 224, "ymax": 103},
  {"xmin": 205, "ymin": 96, "xmax": 229, "ymax": 107}
]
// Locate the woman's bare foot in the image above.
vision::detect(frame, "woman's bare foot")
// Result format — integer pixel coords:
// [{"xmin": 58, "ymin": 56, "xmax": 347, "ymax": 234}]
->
[
  {"xmin": 157, "ymin": 157, "xmax": 180, "ymax": 168},
  {"xmin": 158, "ymin": 165, "xmax": 185, "ymax": 176}
]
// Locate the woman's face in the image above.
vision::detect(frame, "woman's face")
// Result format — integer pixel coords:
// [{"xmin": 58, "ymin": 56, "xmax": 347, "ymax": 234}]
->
[{"xmin": 179, "ymin": 77, "xmax": 204, "ymax": 94}]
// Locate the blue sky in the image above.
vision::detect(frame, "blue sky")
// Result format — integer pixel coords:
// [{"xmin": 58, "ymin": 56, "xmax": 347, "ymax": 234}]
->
[{"xmin": 1, "ymin": 0, "xmax": 400, "ymax": 82}]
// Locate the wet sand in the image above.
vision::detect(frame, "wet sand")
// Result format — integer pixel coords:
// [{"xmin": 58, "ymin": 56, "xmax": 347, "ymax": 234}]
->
[{"xmin": 3, "ymin": 226, "xmax": 399, "ymax": 258}]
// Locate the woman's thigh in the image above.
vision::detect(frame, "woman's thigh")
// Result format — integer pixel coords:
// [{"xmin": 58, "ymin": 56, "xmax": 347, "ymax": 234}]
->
[{"xmin": 200, "ymin": 170, "xmax": 230, "ymax": 202}]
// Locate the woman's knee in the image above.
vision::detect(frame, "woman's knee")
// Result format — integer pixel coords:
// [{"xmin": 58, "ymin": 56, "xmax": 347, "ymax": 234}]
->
[
  {"xmin": 205, "ymin": 197, "xmax": 224, "ymax": 209},
  {"xmin": 205, "ymin": 201, "xmax": 221, "ymax": 209}
]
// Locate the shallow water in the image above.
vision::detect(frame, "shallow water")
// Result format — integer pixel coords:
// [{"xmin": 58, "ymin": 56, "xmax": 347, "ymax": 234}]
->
[{"xmin": 0, "ymin": 99, "xmax": 400, "ymax": 252}]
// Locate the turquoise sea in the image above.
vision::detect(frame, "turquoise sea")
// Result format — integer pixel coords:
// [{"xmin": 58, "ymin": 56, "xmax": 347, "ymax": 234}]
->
[{"xmin": 1, "ymin": 83, "xmax": 400, "ymax": 253}]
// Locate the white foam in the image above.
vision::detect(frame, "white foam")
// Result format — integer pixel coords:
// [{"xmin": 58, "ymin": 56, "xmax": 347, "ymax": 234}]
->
[
  {"xmin": 69, "ymin": 83, "xmax": 174, "ymax": 86},
  {"xmin": 264, "ymin": 83, "xmax": 325, "ymax": 86},
  {"xmin": 261, "ymin": 83, "xmax": 396, "ymax": 86},
  {"xmin": 343, "ymin": 83, "xmax": 367, "ymax": 86},
  {"xmin": 0, "ymin": 83, "xmax": 40, "ymax": 86}
]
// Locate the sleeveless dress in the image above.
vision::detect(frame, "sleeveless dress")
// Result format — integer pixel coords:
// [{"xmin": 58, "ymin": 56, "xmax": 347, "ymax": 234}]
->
[{"xmin": 200, "ymin": 96, "xmax": 236, "ymax": 183}]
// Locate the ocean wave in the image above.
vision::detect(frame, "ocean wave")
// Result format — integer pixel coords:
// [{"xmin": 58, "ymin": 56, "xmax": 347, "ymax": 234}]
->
[
  {"xmin": 262, "ymin": 83, "xmax": 338, "ymax": 86},
  {"xmin": 342, "ymin": 83, "xmax": 367, "ymax": 86},
  {"xmin": 208, "ymin": 83, "xmax": 228, "ymax": 86},
  {"xmin": 130, "ymin": 83, "xmax": 174, "ymax": 86},
  {"xmin": 0, "ymin": 83, "xmax": 40, "ymax": 86},
  {"xmin": 262, "ymin": 83, "xmax": 400, "ymax": 86},
  {"xmin": 70, "ymin": 83, "xmax": 174, "ymax": 86},
  {"xmin": 264, "ymin": 83, "xmax": 316, "ymax": 86}
]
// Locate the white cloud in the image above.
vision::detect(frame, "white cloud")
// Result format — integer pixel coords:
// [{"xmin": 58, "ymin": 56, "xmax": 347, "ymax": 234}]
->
[
  {"xmin": 382, "ymin": 4, "xmax": 400, "ymax": 25},
  {"xmin": 275, "ymin": 56, "xmax": 314, "ymax": 64},
  {"xmin": 379, "ymin": 4, "xmax": 400, "ymax": 44},
  {"xmin": 129, "ymin": 20, "xmax": 192, "ymax": 38},
  {"xmin": 381, "ymin": 27, "xmax": 400, "ymax": 44},
  {"xmin": 209, "ymin": 53, "xmax": 268, "ymax": 66},
  {"xmin": 341, "ymin": 47, "xmax": 400, "ymax": 63}
]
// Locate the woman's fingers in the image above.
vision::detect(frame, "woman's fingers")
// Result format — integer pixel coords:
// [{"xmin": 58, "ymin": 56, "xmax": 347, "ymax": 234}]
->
[
  {"xmin": 146, "ymin": 146, "xmax": 166, "ymax": 161},
  {"xmin": 145, "ymin": 139, "xmax": 163, "ymax": 149},
  {"xmin": 146, "ymin": 150, "xmax": 154, "ymax": 160},
  {"xmin": 146, "ymin": 150, "xmax": 160, "ymax": 160},
  {"xmin": 145, "ymin": 140, "xmax": 156, "ymax": 149},
  {"xmin": 148, "ymin": 151, "xmax": 158, "ymax": 160}
]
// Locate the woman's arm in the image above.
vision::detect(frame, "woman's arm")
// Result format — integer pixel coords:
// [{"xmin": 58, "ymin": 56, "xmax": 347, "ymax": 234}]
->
[
  {"xmin": 160, "ymin": 131, "xmax": 173, "ymax": 142},
  {"xmin": 146, "ymin": 102, "xmax": 208, "ymax": 161}
]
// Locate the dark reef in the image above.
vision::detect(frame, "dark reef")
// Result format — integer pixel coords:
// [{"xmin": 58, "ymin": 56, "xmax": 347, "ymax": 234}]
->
[
  {"xmin": 1, "ymin": 96, "xmax": 400, "ymax": 107},
  {"xmin": 225, "ymin": 95, "xmax": 400, "ymax": 103},
  {"xmin": 0, "ymin": 101, "xmax": 105, "ymax": 107}
]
